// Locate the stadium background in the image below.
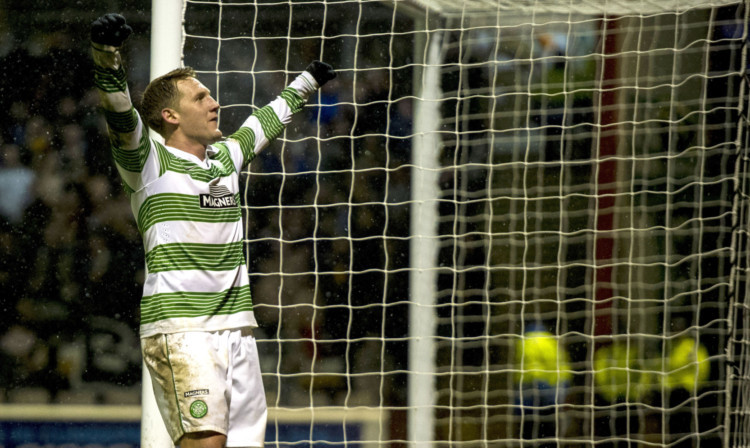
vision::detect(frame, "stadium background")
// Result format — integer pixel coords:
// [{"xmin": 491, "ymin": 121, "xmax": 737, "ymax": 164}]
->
[
  {"xmin": 0, "ymin": 0, "xmax": 413, "ymax": 407},
  {"xmin": 0, "ymin": 0, "xmax": 151, "ymax": 406},
  {"xmin": 0, "ymin": 0, "xmax": 748, "ymax": 447},
  {"xmin": 0, "ymin": 2, "xmax": 404, "ymax": 445},
  {"xmin": 0, "ymin": 0, "xmax": 417, "ymax": 409}
]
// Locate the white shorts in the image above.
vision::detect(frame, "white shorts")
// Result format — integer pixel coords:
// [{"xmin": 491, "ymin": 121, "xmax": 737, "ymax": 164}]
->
[{"xmin": 142, "ymin": 328, "xmax": 267, "ymax": 447}]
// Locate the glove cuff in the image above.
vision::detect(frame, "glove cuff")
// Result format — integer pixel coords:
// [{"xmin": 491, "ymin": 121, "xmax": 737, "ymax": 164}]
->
[
  {"xmin": 91, "ymin": 41, "xmax": 118, "ymax": 53},
  {"xmin": 91, "ymin": 42, "xmax": 122, "ymax": 70},
  {"xmin": 290, "ymin": 71, "xmax": 319, "ymax": 98}
]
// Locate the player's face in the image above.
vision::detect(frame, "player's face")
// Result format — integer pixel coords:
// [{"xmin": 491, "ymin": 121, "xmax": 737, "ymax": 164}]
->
[{"xmin": 175, "ymin": 77, "xmax": 222, "ymax": 146}]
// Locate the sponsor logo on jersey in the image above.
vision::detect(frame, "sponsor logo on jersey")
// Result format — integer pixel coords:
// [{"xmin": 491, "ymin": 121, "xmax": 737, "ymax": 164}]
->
[
  {"xmin": 200, "ymin": 184, "xmax": 236, "ymax": 208},
  {"xmin": 200, "ymin": 194, "xmax": 237, "ymax": 208},
  {"xmin": 185, "ymin": 389, "xmax": 209, "ymax": 397}
]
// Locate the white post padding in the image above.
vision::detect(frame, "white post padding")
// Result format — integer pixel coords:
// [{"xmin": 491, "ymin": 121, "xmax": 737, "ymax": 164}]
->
[
  {"xmin": 408, "ymin": 31, "xmax": 443, "ymax": 448},
  {"xmin": 141, "ymin": 1, "xmax": 184, "ymax": 446},
  {"xmin": 149, "ymin": 0, "xmax": 184, "ymax": 81},
  {"xmin": 141, "ymin": 362, "xmax": 172, "ymax": 447}
]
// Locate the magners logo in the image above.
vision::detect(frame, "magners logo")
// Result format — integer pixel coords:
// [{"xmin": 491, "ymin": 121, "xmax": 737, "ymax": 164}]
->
[{"xmin": 200, "ymin": 184, "xmax": 237, "ymax": 209}]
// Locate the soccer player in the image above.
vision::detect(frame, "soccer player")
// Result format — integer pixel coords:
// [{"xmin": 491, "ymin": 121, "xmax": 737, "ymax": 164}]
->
[{"xmin": 90, "ymin": 13, "xmax": 336, "ymax": 448}]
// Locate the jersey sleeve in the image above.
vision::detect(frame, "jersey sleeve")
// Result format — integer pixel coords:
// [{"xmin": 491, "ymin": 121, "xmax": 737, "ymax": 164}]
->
[
  {"xmin": 220, "ymin": 72, "xmax": 320, "ymax": 172},
  {"xmin": 91, "ymin": 42, "xmax": 154, "ymax": 193}
]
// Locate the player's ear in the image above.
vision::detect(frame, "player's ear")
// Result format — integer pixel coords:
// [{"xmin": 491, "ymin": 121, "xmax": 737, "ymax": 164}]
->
[{"xmin": 162, "ymin": 108, "xmax": 179, "ymax": 125}]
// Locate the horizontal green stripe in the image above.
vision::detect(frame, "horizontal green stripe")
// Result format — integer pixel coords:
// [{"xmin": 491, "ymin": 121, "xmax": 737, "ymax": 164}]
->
[
  {"xmin": 146, "ymin": 241, "xmax": 244, "ymax": 273},
  {"xmin": 105, "ymin": 108, "xmax": 139, "ymax": 133},
  {"xmin": 255, "ymin": 105, "xmax": 285, "ymax": 142},
  {"xmin": 137, "ymin": 193, "xmax": 241, "ymax": 234},
  {"xmin": 281, "ymin": 87, "xmax": 305, "ymax": 114},
  {"xmin": 224, "ymin": 127, "xmax": 257, "ymax": 166},
  {"xmin": 140, "ymin": 286, "xmax": 253, "ymax": 324},
  {"xmin": 155, "ymin": 149, "xmax": 234, "ymax": 183},
  {"xmin": 155, "ymin": 140, "xmax": 170, "ymax": 177},
  {"xmin": 94, "ymin": 65, "xmax": 128, "ymax": 93},
  {"xmin": 208, "ymin": 144, "xmax": 238, "ymax": 173},
  {"xmin": 111, "ymin": 125, "xmax": 150, "ymax": 173}
]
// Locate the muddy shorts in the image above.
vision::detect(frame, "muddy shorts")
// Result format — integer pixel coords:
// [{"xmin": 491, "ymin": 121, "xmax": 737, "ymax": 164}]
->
[{"xmin": 142, "ymin": 328, "xmax": 267, "ymax": 447}]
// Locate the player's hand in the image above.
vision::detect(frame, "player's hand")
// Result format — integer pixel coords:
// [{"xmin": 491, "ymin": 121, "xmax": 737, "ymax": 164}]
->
[
  {"xmin": 306, "ymin": 61, "xmax": 336, "ymax": 87},
  {"xmin": 91, "ymin": 13, "xmax": 133, "ymax": 47}
]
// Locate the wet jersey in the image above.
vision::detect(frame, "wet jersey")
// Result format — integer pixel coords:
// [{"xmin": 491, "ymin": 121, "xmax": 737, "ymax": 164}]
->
[{"xmin": 92, "ymin": 42, "xmax": 318, "ymax": 337}]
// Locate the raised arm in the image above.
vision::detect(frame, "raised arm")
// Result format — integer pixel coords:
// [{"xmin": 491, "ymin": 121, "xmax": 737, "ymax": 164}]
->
[
  {"xmin": 90, "ymin": 14, "xmax": 150, "ymax": 190},
  {"xmin": 221, "ymin": 61, "xmax": 337, "ymax": 170}
]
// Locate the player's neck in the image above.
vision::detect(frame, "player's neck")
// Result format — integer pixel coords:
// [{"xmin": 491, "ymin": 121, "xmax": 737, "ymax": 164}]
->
[{"xmin": 165, "ymin": 135, "xmax": 208, "ymax": 161}]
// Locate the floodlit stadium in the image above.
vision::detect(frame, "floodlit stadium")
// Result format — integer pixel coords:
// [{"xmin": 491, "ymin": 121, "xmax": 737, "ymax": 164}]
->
[{"xmin": 0, "ymin": 0, "xmax": 748, "ymax": 447}]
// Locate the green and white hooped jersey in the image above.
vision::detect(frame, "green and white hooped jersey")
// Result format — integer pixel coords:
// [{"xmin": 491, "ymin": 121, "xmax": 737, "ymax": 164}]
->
[{"xmin": 92, "ymin": 43, "xmax": 318, "ymax": 337}]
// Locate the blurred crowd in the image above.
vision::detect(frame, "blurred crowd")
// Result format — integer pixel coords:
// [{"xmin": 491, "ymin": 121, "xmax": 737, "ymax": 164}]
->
[{"xmin": 0, "ymin": 28, "xmax": 146, "ymax": 404}]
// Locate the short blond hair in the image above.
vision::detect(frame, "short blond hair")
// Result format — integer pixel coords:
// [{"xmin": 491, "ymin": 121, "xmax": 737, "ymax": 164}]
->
[{"xmin": 140, "ymin": 66, "xmax": 196, "ymax": 137}]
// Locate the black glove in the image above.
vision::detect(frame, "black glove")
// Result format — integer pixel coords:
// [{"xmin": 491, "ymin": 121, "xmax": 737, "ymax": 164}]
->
[
  {"xmin": 91, "ymin": 13, "xmax": 133, "ymax": 47},
  {"xmin": 305, "ymin": 61, "xmax": 336, "ymax": 87}
]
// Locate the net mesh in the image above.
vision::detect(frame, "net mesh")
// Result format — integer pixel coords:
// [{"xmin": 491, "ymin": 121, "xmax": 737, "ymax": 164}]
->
[{"xmin": 181, "ymin": 0, "xmax": 749, "ymax": 446}]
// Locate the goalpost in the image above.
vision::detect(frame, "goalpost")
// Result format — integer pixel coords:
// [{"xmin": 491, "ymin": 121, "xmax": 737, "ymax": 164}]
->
[{"xmin": 145, "ymin": 0, "xmax": 750, "ymax": 446}]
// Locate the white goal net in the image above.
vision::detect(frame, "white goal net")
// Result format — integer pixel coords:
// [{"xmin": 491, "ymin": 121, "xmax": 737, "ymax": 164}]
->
[{"xmin": 175, "ymin": 0, "xmax": 749, "ymax": 446}]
